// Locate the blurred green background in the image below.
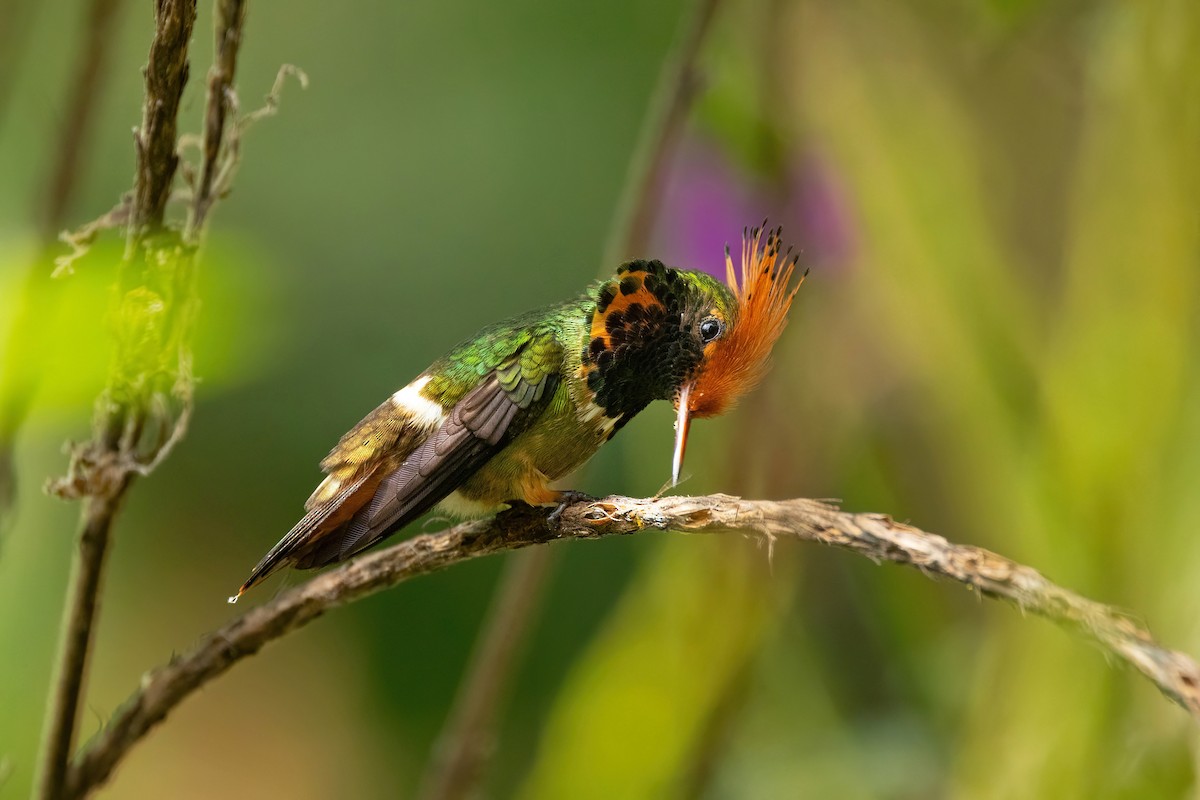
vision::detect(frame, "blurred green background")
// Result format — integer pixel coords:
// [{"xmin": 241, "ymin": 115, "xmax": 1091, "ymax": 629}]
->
[{"xmin": 2, "ymin": 0, "xmax": 1199, "ymax": 797}]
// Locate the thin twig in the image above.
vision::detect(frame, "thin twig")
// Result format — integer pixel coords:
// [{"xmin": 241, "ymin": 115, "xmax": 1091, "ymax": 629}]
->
[
  {"xmin": 419, "ymin": 1, "xmax": 724, "ymax": 795},
  {"xmin": 188, "ymin": 0, "xmax": 245, "ymax": 239},
  {"xmin": 128, "ymin": 0, "xmax": 195, "ymax": 238},
  {"xmin": 181, "ymin": 62, "xmax": 307, "ymax": 241},
  {"xmin": 66, "ymin": 494, "xmax": 1200, "ymax": 798}
]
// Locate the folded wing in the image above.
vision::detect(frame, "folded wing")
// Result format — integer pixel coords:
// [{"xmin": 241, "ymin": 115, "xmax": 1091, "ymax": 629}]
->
[{"xmin": 236, "ymin": 338, "xmax": 560, "ymax": 597}]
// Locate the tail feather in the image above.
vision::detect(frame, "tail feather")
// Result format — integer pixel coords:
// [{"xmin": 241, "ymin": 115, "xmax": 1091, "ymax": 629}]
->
[
  {"xmin": 289, "ymin": 515, "xmax": 364, "ymax": 570},
  {"xmin": 231, "ymin": 472, "xmax": 375, "ymax": 601}
]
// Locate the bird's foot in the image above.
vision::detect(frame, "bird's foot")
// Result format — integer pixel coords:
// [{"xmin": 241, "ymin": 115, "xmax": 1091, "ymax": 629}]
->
[{"xmin": 546, "ymin": 490, "xmax": 596, "ymax": 528}]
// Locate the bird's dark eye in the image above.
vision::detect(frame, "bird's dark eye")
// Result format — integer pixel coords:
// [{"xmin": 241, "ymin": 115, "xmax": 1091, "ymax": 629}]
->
[{"xmin": 699, "ymin": 317, "xmax": 724, "ymax": 344}]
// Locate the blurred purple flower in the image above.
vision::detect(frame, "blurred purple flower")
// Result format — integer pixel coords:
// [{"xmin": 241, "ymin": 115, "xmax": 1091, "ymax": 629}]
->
[
  {"xmin": 787, "ymin": 149, "xmax": 856, "ymax": 272},
  {"xmin": 655, "ymin": 136, "xmax": 777, "ymax": 280},
  {"xmin": 654, "ymin": 134, "xmax": 856, "ymax": 279}
]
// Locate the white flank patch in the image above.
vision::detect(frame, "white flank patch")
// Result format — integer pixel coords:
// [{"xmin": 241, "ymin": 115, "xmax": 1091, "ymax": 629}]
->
[{"xmin": 391, "ymin": 375, "xmax": 446, "ymax": 428}]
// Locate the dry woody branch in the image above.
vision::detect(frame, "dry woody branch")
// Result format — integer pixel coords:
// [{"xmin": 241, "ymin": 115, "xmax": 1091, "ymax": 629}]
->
[{"xmin": 65, "ymin": 493, "xmax": 1200, "ymax": 798}]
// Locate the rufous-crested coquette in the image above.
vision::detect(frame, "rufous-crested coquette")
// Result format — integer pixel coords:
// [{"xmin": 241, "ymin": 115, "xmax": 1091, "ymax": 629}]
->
[{"xmin": 233, "ymin": 225, "xmax": 804, "ymax": 600}]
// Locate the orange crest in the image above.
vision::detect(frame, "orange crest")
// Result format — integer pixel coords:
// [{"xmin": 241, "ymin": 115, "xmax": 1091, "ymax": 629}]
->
[{"xmin": 689, "ymin": 225, "xmax": 805, "ymax": 417}]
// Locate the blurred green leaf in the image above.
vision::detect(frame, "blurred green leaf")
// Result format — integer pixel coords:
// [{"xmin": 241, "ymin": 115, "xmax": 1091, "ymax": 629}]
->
[{"xmin": 0, "ymin": 230, "xmax": 281, "ymax": 428}]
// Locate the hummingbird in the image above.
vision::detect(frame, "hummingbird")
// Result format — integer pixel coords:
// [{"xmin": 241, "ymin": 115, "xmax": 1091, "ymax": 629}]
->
[{"xmin": 232, "ymin": 225, "xmax": 803, "ymax": 601}]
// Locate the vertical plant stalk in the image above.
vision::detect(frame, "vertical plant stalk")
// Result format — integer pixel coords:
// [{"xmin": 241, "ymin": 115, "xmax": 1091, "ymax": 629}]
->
[
  {"xmin": 35, "ymin": 1, "xmax": 206, "ymax": 797},
  {"xmin": 417, "ymin": 1, "xmax": 722, "ymax": 797},
  {"xmin": 0, "ymin": 0, "xmax": 124, "ymax": 535},
  {"xmin": 0, "ymin": 0, "xmax": 35, "ymax": 130},
  {"xmin": 602, "ymin": 0, "xmax": 721, "ymax": 267},
  {"xmin": 36, "ymin": 486, "xmax": 129, "ymax": 800},
  {"xmin": 417, "ymin": 548, "xmax": 554, "ymax": 800}
]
